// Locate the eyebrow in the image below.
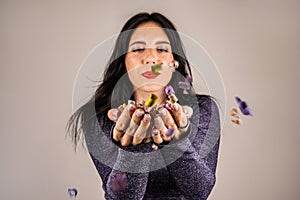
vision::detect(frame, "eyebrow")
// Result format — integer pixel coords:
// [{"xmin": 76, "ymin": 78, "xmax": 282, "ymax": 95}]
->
[{"xmin": 129, "ymin": 40, "xmax": 170, "ymax": 46}]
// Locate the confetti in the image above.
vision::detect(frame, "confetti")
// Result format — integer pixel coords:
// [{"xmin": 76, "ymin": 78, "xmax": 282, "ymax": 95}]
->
[
  {"xmin": 151, "ymin": 63, "xmax": 162, "ymax": 75},
  {"xmin": 67, "ymin": 188, "xmax": 78, "ymax": 199},
  {"xmin": 152, "ymin": 143, "xmax": 158, "ymax": 150},
  {"xmin": 111, "ymin": 173, "xmax": 128, "ymax": 195},
  {"xmin": 235, "ymin": 96, "xmax": 253, "ymax": 116},
  {"xmin": 164, "ymin": 85, "xmax": 175, "ymax": 95},
  {"xmin": 145, "ymin": 93, "xmax": 158, "ymax": 107},
  {"xmin": 231, "ymin": 117, "xmax": 242, "ymax": 125},
  {"xmin": 166, "ymin": 127, "xmax": 175, "ymax": 138},
  {"xmin": 230, "ymin": 108, "xmax": 238, "ymax": 116},
  {"xmin": 178, "ymin": 81, "xmax": 191, "ymax": 90}
]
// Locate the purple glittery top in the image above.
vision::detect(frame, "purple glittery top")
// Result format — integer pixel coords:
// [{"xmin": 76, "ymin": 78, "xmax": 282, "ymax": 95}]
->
[{"xmin": 85, "ymin": 95, "xmax": 220, "ymax": 200}]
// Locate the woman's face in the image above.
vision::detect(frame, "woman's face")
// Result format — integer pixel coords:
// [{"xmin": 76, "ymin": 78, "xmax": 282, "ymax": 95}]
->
[{"xmin": 125, "ymin": 22, "xmax": 174, "ymax": 93}]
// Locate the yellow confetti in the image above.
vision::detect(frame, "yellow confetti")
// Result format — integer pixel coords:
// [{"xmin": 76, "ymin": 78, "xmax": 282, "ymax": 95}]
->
[
  {"xmin": 145, "ymin": 93, "xmax": 158, "ymax": 107},
  {"xmin": 151, "ymin": 63, "xmax": 163, "ymax": 75}
]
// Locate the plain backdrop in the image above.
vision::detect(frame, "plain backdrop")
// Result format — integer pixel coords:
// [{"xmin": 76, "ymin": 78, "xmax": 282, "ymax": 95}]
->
[{"xmin": 1, "ymin": 0, "xmax": 299, "ymax": 200}]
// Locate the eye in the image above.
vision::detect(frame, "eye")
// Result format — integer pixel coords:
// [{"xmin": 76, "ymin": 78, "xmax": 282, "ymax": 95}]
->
[
  {"xmin": 132, "ymin": 47, "xmax": 145, "ymax": 52},
  {"xmin": 157, "ymin": 47, "xmax": 169, "ymax": 53}
]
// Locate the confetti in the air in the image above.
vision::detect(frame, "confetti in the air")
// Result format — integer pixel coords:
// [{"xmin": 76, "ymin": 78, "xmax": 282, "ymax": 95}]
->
[
  {"xmin": 145, "ymin": 93, "xmax": 158, "ymax": 107},
  {"xmin": 111, "ymin": 173, "xmax": 128, "ymax": 195},
  {"xmin": 67, "ymin": 188, "xmax": 78, "ymax": 199},
  {"xmin": 165, "ymin": 85, "xmax": 175, "ymax": 95},
  {"xmin": 178, "ymin": 75, "xmax": 192, "ymax": 93},
  {"xmin": 235, "ymin": 96, "xmax": 253, "ymax": 116}
]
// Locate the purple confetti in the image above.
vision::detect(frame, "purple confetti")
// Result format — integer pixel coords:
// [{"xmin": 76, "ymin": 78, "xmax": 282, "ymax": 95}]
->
[
  {"xmin": 186, "ymin": 75, "xmax": 192, "ymax": 83},
  {"xmin": 166, "ymin": 127, "xmax": 175, "ymax": 138},
  {"xmin": 235, "ymin": 96, "xmax": 253, "ymax": 116},
  {"xmin": 178, "ymin": 81, "xmax": 191, "ymax": 90},
  {"xmin": 164, "ymin": 85, "xmax": 175, "ymax": 95},
  {"xmin": 111, "ymin": 173, "xmax": 128, "ymax": 195},
  {"xmin": 164, "ymin": 103, "xmax": 171, "ymax": 110},
  {"xmin": 68, "ymin": 188, "xmax": 78, "ymax": 198}
]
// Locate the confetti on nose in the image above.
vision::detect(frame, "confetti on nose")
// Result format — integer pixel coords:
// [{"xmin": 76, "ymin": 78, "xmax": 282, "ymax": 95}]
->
[
  {"xmin": 145, "ymin": 93, "xmax": 158, "ymax": 107},
  {"xmin": 111, "ymin": 173, "xmax": 128, "ymax": 195},
  {"xmin": 151, "ymin": 63, "xmax": 162, "ymax": 75},
  {"xmin": 67, "ymin": 188, "xmax": 78, "ymax": 199},
  {"xmin": 235, "ymin": 96, "xmax": 253, "ymax": 116}
]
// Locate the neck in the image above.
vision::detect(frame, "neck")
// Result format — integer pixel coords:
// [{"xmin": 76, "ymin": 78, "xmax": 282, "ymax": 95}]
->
[{"xmin": 134, "ymin": 88, "xmax": 167, "ymax": 106}]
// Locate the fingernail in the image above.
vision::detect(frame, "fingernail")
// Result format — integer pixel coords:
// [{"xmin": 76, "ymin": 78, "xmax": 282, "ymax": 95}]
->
[
  {"xmin": 154, "ymin": 117, "xmax": 162, "ymax": 124},
  {"xmin": 128, "ymin": 100, "xmax": 135, "ymax": 105},
  {"xmin": 173, "ymin": 103, "xmax": 179, "ymax": 111},
  {"xmin": 166, "ymin": 128, "xmax": 175, "ymax": 138},
  {"xmin": 135, "ymin": 109, "xmax": 143, "ymax": 117},
  {"xmin": 165, "ymin": 103, "xmax": 171, "ymax": 110},
  {"xmin": 112, "ymin": 110, "xmax": 120, "ymax": 118},
  {"xmin": 143, "ymin": 114, "xmax": 151, "ymax": 123},
  {"xmin": 159, "ymin": 109, "xmax": 167, "ymax": 116},
  {"xmin": 152, "ymin": 129, "xmax": 160, "ymax": 136},
  {"xmin": 127, "ymin": 104, "xmax": 135, "ymax": 111}
]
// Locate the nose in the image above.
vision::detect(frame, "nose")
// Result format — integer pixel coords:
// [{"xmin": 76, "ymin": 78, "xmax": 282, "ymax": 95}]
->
[{"xmin": 143, "ymin": 48, "xmax": 159, "ymax": 65}]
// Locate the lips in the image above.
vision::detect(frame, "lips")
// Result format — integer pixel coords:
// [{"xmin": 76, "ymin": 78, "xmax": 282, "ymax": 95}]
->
[{"xmin": 141, "ymin": 71, "xmax": 160, "ymax": 79}]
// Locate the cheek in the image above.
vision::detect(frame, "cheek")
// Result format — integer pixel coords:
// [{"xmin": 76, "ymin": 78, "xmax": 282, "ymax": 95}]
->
[{"xmin": 125, "ymin": 54, "xmax": 139, "ymax": 71}]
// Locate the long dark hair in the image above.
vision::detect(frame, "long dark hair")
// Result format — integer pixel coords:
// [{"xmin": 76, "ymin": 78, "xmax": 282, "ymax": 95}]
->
[{"xmin": 66, "ymin": 12, "xmax": 193, "ymax": 148}]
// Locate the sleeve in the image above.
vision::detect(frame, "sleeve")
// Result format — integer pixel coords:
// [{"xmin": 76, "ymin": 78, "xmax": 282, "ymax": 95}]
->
[
  {"xmin": 85, "ymin": 115, "xmax": 150, "ymax": 200},
  {"xmin": 164, "ymin": 96, "xmax": 221, "ymax": 200}
]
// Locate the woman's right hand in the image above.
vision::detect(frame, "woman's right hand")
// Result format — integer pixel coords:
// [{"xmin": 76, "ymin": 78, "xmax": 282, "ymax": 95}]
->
[{"xmin": 108, "ymin": 101, "xmax": 153, "ymax": 147}]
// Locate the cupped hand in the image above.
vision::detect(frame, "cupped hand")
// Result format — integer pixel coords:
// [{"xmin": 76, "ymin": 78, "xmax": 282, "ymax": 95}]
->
[
  {"xmin": 108, "ymin": 101, "xmax": 152, "ymax": 147},
  {"xmin": 107, "ymin": 101, "xmax": 193, "ymax": 147}
]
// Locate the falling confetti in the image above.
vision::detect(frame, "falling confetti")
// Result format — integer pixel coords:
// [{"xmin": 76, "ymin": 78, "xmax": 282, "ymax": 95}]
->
[
  {"xmin": 151, "ymin": 63, "xmax": 163, "ymax": 75},
  {"xmin": 230, "ymin": 108, "xmax": 238, "ymax": 117},
  {"xmin": 231, "ymin": 116, "xmax": 242, "ymax": 125},
  {"xmin": 111, "ymin": 173, "xmax": 128, "ymax": 195},
  {"xmin": 67, "ymin": 188, "xmax": 78, "ymax": 199},
  {"xmin": 178, "ymin": 75, "xmax": 192, "ymax": 93},
  {"xmin": 235, "ymin": 96, "xmax": 253, "ymax": 116},
  {"xmin": 145, "ymin": 93, "xmax": 158, "ymax": 107},
  {"xmin": 164, "ymin": 85, "xmax": 175, "ymax": 96}
]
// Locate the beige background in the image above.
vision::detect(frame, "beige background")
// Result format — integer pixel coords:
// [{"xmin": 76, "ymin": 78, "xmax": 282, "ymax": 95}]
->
[{"xmin": 1, "ymin": 0, "xmax": 299, "ymax": 200}]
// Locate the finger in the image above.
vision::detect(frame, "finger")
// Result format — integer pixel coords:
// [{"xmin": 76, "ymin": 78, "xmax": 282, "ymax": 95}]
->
[
  {"xmin": 132, "ymin": 114, "xmax": 151, "ymax": 146},
  {"xmin": 158, "ymin": 108, "xmax": 178, "ymax": 141},
  {"xmin": 113, "ymin": 103, "xmax": 135, "ymax": 141},
  {"xmin": 169, "ymin": 102, "xmax": 187, "ymax": 127},
  {"xmin": 120, "ymin": 109, "xmax": 144, "ymax": 147},
  {"xmin": 182, "ymin": 105, "xmax": 193, "ymax": 119},
  {"xmin": 152, "ymin": 128, "xmax": 163, "ymax": 144},
  {"xmin": 154, "ymin": 116, "xmax": 168, "ymax": 137},
  {"xmin": 107, "ymin": 108, "xmax": 121, "ymax": 122}
]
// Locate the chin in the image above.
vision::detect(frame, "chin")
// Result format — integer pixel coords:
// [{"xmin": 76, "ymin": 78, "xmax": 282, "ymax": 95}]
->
[{"xmin": 138, "ymin": 83, "xmax": 164, "ymax": 92}]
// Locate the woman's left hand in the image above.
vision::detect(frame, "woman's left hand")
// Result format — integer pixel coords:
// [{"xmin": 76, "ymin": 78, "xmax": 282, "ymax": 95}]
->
[{"xmin": 155, "ymin": 103, "xmax": 192, "ymax": 141}]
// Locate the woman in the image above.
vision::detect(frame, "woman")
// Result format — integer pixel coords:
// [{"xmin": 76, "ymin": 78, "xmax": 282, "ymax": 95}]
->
[{"xmin": 66, "ymin": 12, "xmax": 220, "ymax": 200}]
